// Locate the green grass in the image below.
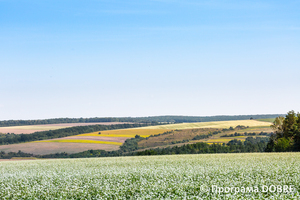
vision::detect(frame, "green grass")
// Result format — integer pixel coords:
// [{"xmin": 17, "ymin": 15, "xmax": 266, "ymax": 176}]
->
[{"xmin": 256, "ymin": 118, "xmax": 275, "ymax": 123}]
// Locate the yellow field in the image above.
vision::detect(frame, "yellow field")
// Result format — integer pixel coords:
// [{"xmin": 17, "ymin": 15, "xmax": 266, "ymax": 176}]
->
[
  {"xmin": 78, "ymin": 129, "xmax": 171, "ymax": 138},
  {"xmin": 34, "ymin": 139, "xmax": 122, "ymax": 145},
  {"xmin": 135, "ymin": 120, "xmax": 272, "ymax": 130}
]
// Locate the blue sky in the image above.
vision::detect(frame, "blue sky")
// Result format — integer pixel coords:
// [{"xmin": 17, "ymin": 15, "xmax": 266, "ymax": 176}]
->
[{"xmin": 0, "ymin": 0, "xmax": 299, "ymax": 120}]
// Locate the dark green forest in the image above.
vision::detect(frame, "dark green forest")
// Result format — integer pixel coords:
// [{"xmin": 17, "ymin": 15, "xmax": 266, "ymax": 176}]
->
[{"xmin": 0, "ymin": 114, "xmax": 283, "ymax": 127}]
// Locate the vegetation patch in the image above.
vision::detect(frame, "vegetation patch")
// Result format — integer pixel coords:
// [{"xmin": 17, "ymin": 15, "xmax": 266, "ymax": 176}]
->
[
  {"xmin": 266, "ymin": 110, "xmax": 300, "ymax": 152},
  {"xmin": 256, "ymin": 118, "xmax": 276, "ymax": 123},
  {"xmin": 204, "ymin": 138, "xmax": 246, "ymax": 143},
  {"xmin": 0, "ymin": 153, "xmax": 299, "ymax": 199},
  {"xmin": 138, "ymin": 128, "xmax": 219, "ymax": 148},
  {"xmin": 221, "ymin": 131, "xmax": 272, "ymax": 137}
]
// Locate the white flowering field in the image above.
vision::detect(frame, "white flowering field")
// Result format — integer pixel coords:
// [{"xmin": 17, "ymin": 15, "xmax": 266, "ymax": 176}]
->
[{"xmin": 0, "ymin": 153, "xmax": 299, "ymax": 199}]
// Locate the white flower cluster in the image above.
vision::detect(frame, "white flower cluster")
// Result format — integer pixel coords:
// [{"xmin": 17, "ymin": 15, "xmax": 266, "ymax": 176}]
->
[{"xmin": 0, "ymin": 153, "xmax": 299, "ymax": 199}]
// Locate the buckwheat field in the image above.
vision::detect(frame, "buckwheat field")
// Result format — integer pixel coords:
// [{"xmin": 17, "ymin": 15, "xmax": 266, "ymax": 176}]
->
[{"xmin": 1, "ymin": 153, "xmax": 299, "ymax": 199}]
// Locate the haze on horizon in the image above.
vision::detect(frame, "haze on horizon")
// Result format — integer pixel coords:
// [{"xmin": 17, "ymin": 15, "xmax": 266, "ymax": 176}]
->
[{"xmin": 0, "ymin": 0, "xmax": 299, "ymax": 121}]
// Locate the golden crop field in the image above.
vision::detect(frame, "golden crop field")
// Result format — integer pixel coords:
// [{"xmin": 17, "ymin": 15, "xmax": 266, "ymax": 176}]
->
[
  {"xmin": 135, "ymin": 120, "xmax": 272, "ymax": 130},
  {"xmin": 35, "ymin": 139, "xmax": 122, "ymax": 145},
  {"xmin": 78, "ymin": 129, "xmax": 172, "ymax": 138}
]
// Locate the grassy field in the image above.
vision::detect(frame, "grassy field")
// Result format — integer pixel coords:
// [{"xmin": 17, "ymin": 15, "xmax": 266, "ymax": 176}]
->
[
  {"xmin": 135, "ymin": 120, "xmax": 272, "ymax": 130},
  {"xmin": 256, "ymin": 118, "xmax": 276, "ymax": 123},
  {"xmin": 0, "ymin": 153, "xmax": 299, "ymax": 199}
]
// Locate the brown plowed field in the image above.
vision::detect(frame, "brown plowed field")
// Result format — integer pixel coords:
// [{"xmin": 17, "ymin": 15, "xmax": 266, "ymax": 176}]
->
[
  {"xmin": 0, "ymin": 142, "xmax": 120, "ymax": 155},
  {"xmin": 0, "ymin": 122, "xmax": 132, "ymax": 134},
  {"xmin": 62, "ymin": 136, "xmax": 129, "ymax": 143}
]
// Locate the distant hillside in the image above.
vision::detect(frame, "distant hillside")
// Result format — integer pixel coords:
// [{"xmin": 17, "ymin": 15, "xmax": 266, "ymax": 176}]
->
[
  {"xmin": 0, "ymin": 114, "xmax": 283, "ymax": 127},
  {"xmin": 137, "ymin": 115, "xmax": 283, "ymax": 123}
]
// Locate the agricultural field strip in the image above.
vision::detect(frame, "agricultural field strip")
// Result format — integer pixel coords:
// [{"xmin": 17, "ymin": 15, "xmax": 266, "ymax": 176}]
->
[
  {"xmin": 0, "ymin": 142, "xmax": 120, "ymax": 155},
  {"xmin": 57, "ymin": 136, "xmax": 128, "ymax": 143},
  {"xmin": 0, "ymin": 122, "xmax": 131, "ymax": 134},
  {"xmin": 33, "ymin": 136, "xmax": 128, "ymax": 144},
  {"xmin": 34, "ymin": 139, "xmax": 122, "ymax": 145},
  {"xmin": 134, "ymin": 120, "xmax": 272, "ymax": 130},
  {"xmin": 77, "ymin": 129, "xmax": 172, "ymax": 138},
  {"xmin": 0, "ymin": 153, "xmax": 299, "ymax": 199}
]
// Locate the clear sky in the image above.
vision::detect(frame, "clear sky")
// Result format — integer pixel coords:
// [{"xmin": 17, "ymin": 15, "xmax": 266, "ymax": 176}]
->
[{"xmin": 0, "ymin": 0, "xmax": 299, "ymax": 120}]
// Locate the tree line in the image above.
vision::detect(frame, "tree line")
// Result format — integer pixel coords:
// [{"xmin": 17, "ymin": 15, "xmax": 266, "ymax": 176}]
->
[
  {"xmin": 0, "ymin": 114, "xmax": 283, "ymax": 127},
  {"xmin": 31, "ymin": 136, "xmax": 269, "ymax": 159}
]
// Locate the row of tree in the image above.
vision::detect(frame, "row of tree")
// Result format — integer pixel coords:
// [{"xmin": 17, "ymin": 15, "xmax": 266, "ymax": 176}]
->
[
  {"xmin": 0, "ymin": 150, "xmax": 34, "ymax": 159},
  {"xmin": 135, "ymin": 137, "xmax": 269, "ymax": 156},
  {"xmin": 35, "ymin": 136, "xmax": 268, "ymax": 158},
  {"xmin": 221, "ymin": 132, "xmax": 272, "ymax": 137},
  {"xmin": 0, "ymin": 114, "xmax": 283, "ymax": 127}
]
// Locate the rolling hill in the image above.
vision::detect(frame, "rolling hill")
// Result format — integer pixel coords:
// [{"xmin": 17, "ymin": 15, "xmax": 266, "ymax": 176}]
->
[{"xmin": 0, "ymin": 119, "xmax": 274, "ymax": 155}]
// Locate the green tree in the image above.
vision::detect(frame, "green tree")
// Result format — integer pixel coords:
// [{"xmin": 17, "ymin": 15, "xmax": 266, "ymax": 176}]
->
[
  {"xmin": 294, "ymin": 113, "xmax": 300, "ymax": 151},
  {"xmin": 267, "ymin": 110, "xmax": 300, "ymax": 152},
  {"xmin": 270, "ymin": 116, "xmax": 284, "ymax": 138},
  {"xmin": 283, "ymin": 111, "xmax": 298, "ymax": 138},
  {"xmin": 274, "ymin": 137, "xmax": 292, "ymax": 152}
]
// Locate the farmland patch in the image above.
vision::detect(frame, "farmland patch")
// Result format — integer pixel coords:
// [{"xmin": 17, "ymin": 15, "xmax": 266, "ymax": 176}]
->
[
  {"xmin": 135, "ymin": 120, "xmax": 272, "ymax": 130},
  {"xmin": 0, "ymin": 142, "xmax": 119, "ymax": 155},
  {"xmin": 0, "ymin": 122, "xmax": 132, "ymax": 134},
  {"xmin": 0, "ymin": 153, "xmax": 299, "ymax": 199}
]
